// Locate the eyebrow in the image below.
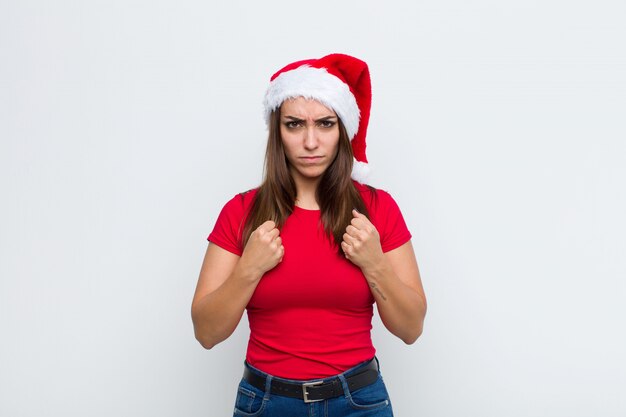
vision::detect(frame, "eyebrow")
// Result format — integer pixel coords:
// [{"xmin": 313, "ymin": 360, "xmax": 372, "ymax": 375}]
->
[{"xmin": 282, "ymin": 115, "xmax": 338, "ymax": 122}]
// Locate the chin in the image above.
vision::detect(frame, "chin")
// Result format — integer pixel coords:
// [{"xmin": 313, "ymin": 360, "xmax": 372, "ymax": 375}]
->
[{"xmin": 296, "ymin": 168, "xmax": 326, "ymax": 180}]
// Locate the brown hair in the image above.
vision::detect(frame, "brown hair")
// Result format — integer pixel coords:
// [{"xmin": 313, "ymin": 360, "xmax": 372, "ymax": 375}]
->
[{"xmin": 241, "ymin": 108, "xmax": 373, "ymax": 252}]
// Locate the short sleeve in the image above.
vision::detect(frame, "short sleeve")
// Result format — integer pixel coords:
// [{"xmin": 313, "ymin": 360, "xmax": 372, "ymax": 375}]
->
[
  {"xmin": 369, "ymin": 189, "xmax": 412, "ymax": 253},
  {"xmin": 207, "ymin": 193, "xmax": 249, "ymax": 256}
]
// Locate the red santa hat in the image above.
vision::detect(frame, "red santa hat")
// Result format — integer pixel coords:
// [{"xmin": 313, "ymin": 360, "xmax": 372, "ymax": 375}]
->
[{"xmin": 263, "ymin": 53, "xmax": 372, "ymax": 183}]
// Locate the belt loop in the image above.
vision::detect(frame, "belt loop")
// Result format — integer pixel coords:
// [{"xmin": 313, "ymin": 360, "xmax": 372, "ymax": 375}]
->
[
  {"xmin": 263, "ymin": 373, "xmax": 273, "ymax": 400},
  {"xmin": 337, "ymin": 373, "xmax": 351, "ymax": 399}
]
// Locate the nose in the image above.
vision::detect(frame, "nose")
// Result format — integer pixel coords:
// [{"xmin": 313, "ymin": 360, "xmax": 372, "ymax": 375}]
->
[{"xmin": 303, "ymin": 126, "xmax": 319, "ymax": 150}]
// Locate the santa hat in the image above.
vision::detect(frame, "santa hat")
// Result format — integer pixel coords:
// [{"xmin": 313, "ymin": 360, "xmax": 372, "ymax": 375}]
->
[{"xmin": 263, "ymin": 53, "xmax": 372, "ymax": 183}]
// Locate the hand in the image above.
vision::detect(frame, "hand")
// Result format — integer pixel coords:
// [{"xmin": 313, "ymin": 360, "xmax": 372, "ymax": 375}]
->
[
  {"xmin": 341, "ymin": 209, "xmax": 384, "ymax": 272},
  {"xmin": 240, "ymin": 220, "xmax": 284, "ymax": 279}
]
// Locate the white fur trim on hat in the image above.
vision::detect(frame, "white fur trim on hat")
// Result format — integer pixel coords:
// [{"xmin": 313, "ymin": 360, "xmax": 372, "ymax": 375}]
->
[
  {"xmin": 263, "ymin": 66, "xmax": 360, "ymax": 140},
  {"xmin": 351, "ymin": 158, "xmax": 370, "ymax": 183}
]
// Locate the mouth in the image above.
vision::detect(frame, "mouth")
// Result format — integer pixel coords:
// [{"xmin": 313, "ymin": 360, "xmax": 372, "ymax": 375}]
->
[{"xmin": 299, "ymin": 156, "xmax": 324, "ymax": 164}]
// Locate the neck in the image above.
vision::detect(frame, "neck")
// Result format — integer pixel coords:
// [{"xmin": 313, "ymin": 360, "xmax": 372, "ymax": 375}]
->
[{"xmin": 293, "ymin": 175, "xmax": 321, "ymax": 210}]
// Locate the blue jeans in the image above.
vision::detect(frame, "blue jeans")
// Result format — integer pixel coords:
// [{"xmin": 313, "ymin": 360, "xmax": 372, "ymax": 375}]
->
[{"xmin": 233, "ymin": 358, "xmax": 394, "ymax": 417}]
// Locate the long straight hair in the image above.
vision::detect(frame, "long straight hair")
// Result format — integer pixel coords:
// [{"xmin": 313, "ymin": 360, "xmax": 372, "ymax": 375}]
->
[{"xmin": 241, "ymin": 109, "xmax": 372, "ymax": 252}]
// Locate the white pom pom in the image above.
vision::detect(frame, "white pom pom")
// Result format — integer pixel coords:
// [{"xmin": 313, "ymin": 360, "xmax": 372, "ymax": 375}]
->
[{"xmin": 351, "ymin": 159, "xmax": 370, "ymax": 184}]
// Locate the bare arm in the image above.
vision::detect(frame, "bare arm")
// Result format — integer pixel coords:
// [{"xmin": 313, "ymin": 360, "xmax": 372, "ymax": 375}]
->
[
  {"xmin": 342, "ymin": 210, "xmax": 427, "ymax": 344},
  {"xmin": 191, "ymin": 221, "xmax": 283, "ymax": 349},
  {"xmin": 362, "ymin": 241, "xmax": 426, "ymax": 344}
]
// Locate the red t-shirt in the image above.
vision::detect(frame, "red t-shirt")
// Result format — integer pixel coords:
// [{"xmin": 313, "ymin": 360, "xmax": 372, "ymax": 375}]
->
[{"xmin": 207, "ymin": 182, "xmax": 411, "ymax": 379}]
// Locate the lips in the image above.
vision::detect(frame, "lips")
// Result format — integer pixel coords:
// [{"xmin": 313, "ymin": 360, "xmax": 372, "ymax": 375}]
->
[{"xmin": 299, "ymin": 156, "xmax": 323, "ymax": 163}]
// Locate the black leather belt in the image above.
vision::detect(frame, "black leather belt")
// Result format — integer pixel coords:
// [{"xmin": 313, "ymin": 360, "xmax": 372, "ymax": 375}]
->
[{"xmin": 243, "ymin": 359, "xmax": 379, "ymax": 403}]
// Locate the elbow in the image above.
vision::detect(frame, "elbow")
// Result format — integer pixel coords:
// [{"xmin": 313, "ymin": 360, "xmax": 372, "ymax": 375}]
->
[
  {"xmin": 401, "ymin": 316, "xmax": 425, "ymax": 345},
  {"xmin": 403, "ymin": 298, "xmax": 427, "ymax": 344},
  {"xmin": 401, "ymin": 326, "xmax": 423, "ymax": 345},
  {"xmin": 192, "ymin": 319, "xmax": 232, "ymax": 350},
  {"xmin": 402, "ymin": 336, "xmax": 418, "ymax": 345},
  {"xmin": 191, "ymin": 309, "xmax": 219, "ymax": 350},
  {"xmin": 195, "ymin": 334, "xmax": 216, "ymax": 350},
  {"xmin": 193, "ymin": 325, "xmax": 220, "ymax": 350}
]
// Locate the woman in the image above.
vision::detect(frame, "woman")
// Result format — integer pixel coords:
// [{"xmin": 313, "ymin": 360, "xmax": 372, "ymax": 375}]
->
[{"xmin": 192, "ymin": 53, "xmax": 427, "ymax": 416}]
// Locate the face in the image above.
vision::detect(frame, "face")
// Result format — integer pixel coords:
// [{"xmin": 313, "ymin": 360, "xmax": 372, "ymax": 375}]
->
[{"xmin": 279, "ymin": 97, "xmax": 340, "ymax": 185}]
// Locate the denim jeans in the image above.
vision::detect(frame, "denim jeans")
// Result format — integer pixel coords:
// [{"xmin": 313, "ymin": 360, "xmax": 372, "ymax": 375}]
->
[{"xmin": 233, "ymin": 357, "xmax": 394, "ymax": 417}]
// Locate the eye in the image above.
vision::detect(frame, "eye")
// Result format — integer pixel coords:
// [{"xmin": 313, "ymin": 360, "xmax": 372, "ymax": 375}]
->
[
  {"xmin": 284, "ymin": 121, "xmax": 303, "ymax": 129},
  {"xmin": 318, "ymin": 120, "xmax": 336, "ymax": 128}
]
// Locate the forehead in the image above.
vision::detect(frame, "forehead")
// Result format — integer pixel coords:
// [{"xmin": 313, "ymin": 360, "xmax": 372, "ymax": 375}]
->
[{"xmin": 280, "ymin": 97, "xmax": 337, "ymax": 118}]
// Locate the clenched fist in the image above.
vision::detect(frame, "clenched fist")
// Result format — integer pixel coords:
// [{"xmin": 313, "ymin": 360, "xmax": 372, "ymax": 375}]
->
[
  {"xmin": 341, "ymin": 209, "xmax": 384, "ymax": 272},
  {"xmin": 240, "ymin": 220, "xmax": 284, "ymax": 279}
]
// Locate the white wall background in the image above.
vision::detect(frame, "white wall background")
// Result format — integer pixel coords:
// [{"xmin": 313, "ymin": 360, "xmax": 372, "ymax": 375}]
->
[{"xmin": 1, "ymin": 0, "xmax": 625, "ymax": 416}]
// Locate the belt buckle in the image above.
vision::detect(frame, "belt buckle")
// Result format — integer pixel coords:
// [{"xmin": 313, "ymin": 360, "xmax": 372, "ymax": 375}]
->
[{"xmin": 302, "ymin": 381, "xmax": 323, "ymax": 403}]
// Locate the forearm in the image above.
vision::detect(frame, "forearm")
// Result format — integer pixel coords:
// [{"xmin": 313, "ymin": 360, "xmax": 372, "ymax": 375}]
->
[
  {"xmin": 191, "ymin": 263, "xmax": 261, "ymax": 349},
  {"xmin": 363, "ymin": 258, "xmax": 427, "ymax": 344}
]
